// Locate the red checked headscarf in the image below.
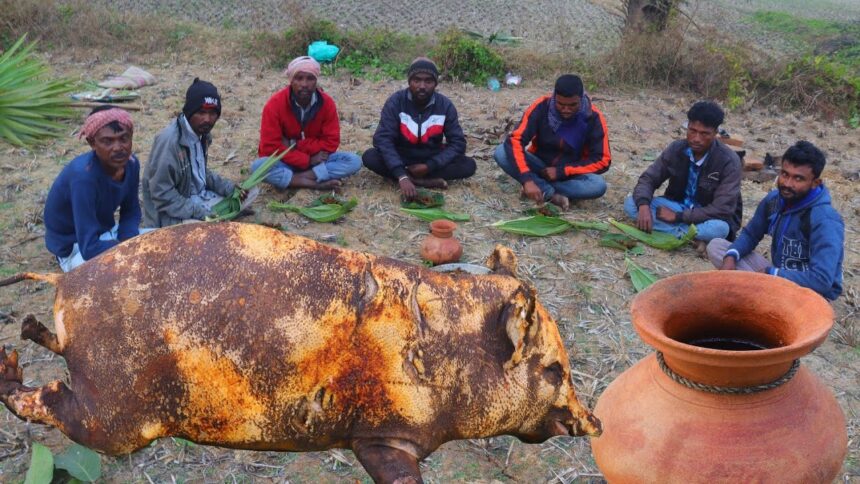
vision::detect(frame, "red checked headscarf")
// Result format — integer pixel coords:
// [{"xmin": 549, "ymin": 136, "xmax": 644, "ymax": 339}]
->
[
  {"xmin": 284, "ymin": 56, "xmax": 321, "ymax": 81},
  {"xmin": 78, "ymin": 108, "xmax": 134, "ymax": 140}
]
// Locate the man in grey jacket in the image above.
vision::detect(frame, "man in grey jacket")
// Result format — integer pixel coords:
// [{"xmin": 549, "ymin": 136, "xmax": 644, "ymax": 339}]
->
[
  {"xmin": 142, "ymin": 79, "xmax": 252, "ymax": 227},
  {"xmin": 623, "ymin": 101, "xmax": 742, "ymax": 248}
]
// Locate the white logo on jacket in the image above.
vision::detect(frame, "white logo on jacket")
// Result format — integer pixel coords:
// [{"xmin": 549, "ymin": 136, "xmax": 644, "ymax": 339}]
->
[{"xmin": 399, "ymin": 113, "xmax": 446, "ymax": 144}]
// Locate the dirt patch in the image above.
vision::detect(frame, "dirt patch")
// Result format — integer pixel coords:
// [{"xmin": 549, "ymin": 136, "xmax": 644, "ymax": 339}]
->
[{"xmin": 0, "ymin": 58, "xmax": 857, "ymax": 481}]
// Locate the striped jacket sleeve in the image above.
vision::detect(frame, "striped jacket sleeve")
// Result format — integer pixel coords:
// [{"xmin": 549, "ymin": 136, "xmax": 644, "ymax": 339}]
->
[{"xmin": 504, "ymin": 96, "xmax": 548, "ymax": 183}]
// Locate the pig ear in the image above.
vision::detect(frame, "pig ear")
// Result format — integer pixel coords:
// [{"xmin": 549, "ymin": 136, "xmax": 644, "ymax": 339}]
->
[
  {"xmin": 503, "ymin": 286, "xmax": 537, "ymax": 369},
  {"xmin": 486, "ymin": 245, "xmax": 518, "ymax": 277}
]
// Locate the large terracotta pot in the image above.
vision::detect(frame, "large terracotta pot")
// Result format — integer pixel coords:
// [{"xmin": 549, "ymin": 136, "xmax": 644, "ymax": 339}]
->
[
  {"xmin": 592, "ymin": 271, "xmax": 847, "ymax": 483},
  {"xmin": 420, "ymin": 220, "xmax": 462, "ymax": 265}
]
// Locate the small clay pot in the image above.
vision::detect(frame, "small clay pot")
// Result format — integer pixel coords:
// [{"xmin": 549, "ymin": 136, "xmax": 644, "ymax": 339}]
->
[
  {"xmin": 591, "ymin": 271, "xmax": 847, "ymax": 483},
  {"xmin": 420, "ymin": 220, "xmax": 462, "ymax": 265}
]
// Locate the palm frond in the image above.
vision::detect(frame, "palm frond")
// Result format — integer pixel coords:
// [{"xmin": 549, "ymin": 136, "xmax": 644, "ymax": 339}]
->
[{"xmin": 0, "ymin": 35, "xmax": 76, "ymax": 147}]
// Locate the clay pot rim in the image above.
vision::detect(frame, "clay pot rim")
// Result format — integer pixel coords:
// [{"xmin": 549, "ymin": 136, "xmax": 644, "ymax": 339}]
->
[
  {"xmin": 429, "ymin": 219, "xmax": 457, "ymax": 235},
  {"xmin": 631, "ymin": 271, "xmax": 833, "ymax": 368}
]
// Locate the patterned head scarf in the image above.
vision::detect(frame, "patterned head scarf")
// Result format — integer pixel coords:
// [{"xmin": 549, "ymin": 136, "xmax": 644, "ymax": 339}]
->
[
  {"xmin": 79, "ymin": 108, "xmax": 133, "ymax": 140},
  {"xmin": 284, "ymin": 56, "xmax": 321, "ymax": 81}
]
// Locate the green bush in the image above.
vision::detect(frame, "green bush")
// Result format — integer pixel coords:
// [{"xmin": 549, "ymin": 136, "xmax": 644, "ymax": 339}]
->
[
  {"xmin": 432, "ymin": 29, "xmax": 505, "ymax": 84},
  {"xmin": 280, "ymin": 18, "xmax": 342, "ymax": 63},
  {"xmin": 760, "ymin": 55, "xmax": 860, "ymax": 120}
]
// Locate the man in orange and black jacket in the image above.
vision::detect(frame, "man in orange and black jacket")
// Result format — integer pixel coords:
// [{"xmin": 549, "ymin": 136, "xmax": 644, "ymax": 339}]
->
[{"xmin": 494, "ymin": 74, "xmax": 611, "ymax": 210}]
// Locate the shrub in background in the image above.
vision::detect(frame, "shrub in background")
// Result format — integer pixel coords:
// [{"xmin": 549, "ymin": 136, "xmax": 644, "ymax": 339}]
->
[{"xmin": 432, "ymin": 29, "xmax": 505, "ymax": 84}]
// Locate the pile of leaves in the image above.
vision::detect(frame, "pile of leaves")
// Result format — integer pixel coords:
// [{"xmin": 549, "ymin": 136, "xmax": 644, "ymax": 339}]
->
[
  {"xmin": 492, "ymin": 214, "xmax": 696, "ymax": 250},
  {"xmin": 492, "ymin": 214, "xmax": 701, "ymax": 293},
  {"xmin": 0, "ymin": 35, "xmax": 76, "ymax": 147},
  {"xmin": 209, "ymin": 148, "xmax": 290, "ymax": 221},
  {"xmin": 269, "ymin": 193, "xmax": 358, "ymax": 223},
  {"xmin": 400, "ymin": 188, "xmax": 469, "ymax": 222}
]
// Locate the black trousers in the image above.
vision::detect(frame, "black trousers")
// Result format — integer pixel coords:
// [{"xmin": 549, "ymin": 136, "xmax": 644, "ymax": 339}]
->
[{"xmin": 362, "ymin": 148, "xmax": 476, "ymax": 181}]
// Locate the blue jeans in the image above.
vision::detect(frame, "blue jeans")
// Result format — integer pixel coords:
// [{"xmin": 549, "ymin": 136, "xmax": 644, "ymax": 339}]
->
[
  {"xmin": 623, "ymin": 195, "xmax": 729, "ymax": 242},
  {"xmin": 58, "ymin": 225, "xmax": 155, "ymax": 272},
  {"xmin": 251, "ymin": 151, "xmax": 361, "ymax": 189},
  {"xmin": 493, "ymin": 144, "xmax": 606, "ymax": 200}
]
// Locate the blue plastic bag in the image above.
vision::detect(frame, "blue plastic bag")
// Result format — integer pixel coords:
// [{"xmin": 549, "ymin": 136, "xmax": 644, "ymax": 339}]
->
[{"xmin": 308, "ymin": 41, "xmax": 340, "ymax": 62}]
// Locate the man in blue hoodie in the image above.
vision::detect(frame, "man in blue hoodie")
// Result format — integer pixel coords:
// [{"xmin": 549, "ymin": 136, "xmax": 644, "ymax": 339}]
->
[{"xmin": 707, "ymin": 141, "xmax": 844, "ymax": 300}]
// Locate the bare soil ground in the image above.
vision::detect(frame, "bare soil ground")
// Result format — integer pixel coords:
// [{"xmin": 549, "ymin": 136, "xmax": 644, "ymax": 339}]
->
[{"xmin": 0, "ymin": 59, "xmax": 857, "ymax": 482}]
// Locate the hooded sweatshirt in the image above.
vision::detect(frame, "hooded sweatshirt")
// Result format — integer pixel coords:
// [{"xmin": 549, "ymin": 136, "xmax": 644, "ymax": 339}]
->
[{"xmin": 728, "ymin": 185, "xmax": 844, "ymax": 300}]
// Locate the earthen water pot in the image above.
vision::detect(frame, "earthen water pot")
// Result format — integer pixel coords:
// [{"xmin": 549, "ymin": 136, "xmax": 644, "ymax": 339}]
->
[
  {"xmin": 420, "ymin": 219, "xmax": 462, "ymax": 265},
  {"xmin": 592, "ymin": 271, "xmax": 847, "ymax": 483}
]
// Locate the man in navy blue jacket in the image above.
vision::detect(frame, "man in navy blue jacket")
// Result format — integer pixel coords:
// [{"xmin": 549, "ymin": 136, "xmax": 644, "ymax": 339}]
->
[
  {"xmin": 494, "ymin": 74, "xmax": 611, "ymax": 210},
  {"xmin": 362, "ymin": 57, "xmax": 476, "ymax": 200},
  {"xmin": 707, "ymin": 141, "xmax": 844, "ymax": 300},
  {"xmin": 44, "ymin": 107, "xmax": 146, "ymax": 272}
]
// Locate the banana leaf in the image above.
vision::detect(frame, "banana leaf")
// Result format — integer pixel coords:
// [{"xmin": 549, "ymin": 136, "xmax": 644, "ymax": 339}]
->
[
  {"xmin": 401, "ymin": 189, "xmax": 445, "ymax": 209},
  {"xmin": 400, "ymin": 207, "xmax": 470, "ymax": 222},
  {"xmin": 609, "ymin": 218, "xmax": 697, "ymax": 250},
  {"xmin": 269, "ymin": 198, "xmax": 357, "ymax": 223},
  {"xmin": 309, "ymin": 193, "xmax": 350, "ymax": 207},
  {"xmin": 524, "ymin": 204, "xmax": 561, "ymax": 217},
  {"xmin": 600, "ymin": 233, "xmax": 639, "ymax": 250},
  {"xmin": 491, "ymin": 215, "xmax": 573, "ymax": 236},
  {"xmin": 208, "ymin": 148, "xmax": 291, "ymax": 221},
  {"xmin": 568, "ymin": 220, "xmax": 611, "ymax": 231},
  {"xmin": 626, "ymin": 257, "xmax": 659, "ymax": 292}
]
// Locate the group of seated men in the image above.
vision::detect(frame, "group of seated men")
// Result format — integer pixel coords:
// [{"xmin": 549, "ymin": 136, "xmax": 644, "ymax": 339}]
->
[{"xmin": 43, "ymin": 56, "xmax": 844, "ymax": 301}]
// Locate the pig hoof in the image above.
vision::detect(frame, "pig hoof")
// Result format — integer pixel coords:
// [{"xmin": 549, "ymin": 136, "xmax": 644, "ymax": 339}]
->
[{"xmin": 0, "ymin": 347, "xmax": 23, "ymax": 394}]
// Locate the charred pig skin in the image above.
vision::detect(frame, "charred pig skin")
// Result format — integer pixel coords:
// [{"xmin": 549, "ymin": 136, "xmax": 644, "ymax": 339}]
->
[{"xmin": 0, "ymin": 222, "xmax": 600, "ymax": 483}]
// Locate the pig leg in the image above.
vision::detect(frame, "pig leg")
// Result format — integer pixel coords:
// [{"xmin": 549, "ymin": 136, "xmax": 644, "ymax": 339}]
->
[
  {"xmin": 352, "ymin": 440, "xmax": 423, "ymax": 484},
  {"xmin": 21, "ymin": 314, "xmax": 63, "ymax": 355},
  {"xmin": 0, "ymin": 347, "xmax": 81, "ymax": 437}
]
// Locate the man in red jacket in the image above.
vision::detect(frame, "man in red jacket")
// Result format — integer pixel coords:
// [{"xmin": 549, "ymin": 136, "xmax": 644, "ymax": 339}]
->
[{"xmin": 253, "ymin": 56, "xmax": 361, "ymax": 190}]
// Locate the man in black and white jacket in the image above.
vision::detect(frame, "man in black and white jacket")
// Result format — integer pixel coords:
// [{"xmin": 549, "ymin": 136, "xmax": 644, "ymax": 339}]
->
[{"xmin": 362, "ymin": 57, "xmax": 476, "ymax": 200}]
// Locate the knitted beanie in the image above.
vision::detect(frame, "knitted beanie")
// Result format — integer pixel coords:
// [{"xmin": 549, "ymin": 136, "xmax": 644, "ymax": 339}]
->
[
  {"xmin": 407, "ymin": 57, "xmax": 439, "ymax": 82},
  {"xmin": 182, "ymin": 78, "xmax": 221, "ymax": 118}
]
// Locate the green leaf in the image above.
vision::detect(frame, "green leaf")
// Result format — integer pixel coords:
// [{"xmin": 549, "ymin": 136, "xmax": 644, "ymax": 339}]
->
[
  {"xmin": 0, "ymin": 35, "xmax": 76, "ymax": 147},
  {"xmin": 400, "ymin": 207, "xmax": 470, "ymax": 222},
  {"xmin": 24, "ymin": 443, "xmax": 53, "ymax": 484},
  {"xmin": 626, "ymin": 257, "xmax": 659, "ymax": 292},
  {"xmin": 54, "ymin": 443, "xmax": 102, "ymax": 482},
  {"xmin": 240, "ymin": 147, "xmax": 291, "ymax": 190},
  {"xmin": 401, "ymin": 189, "xmax": 445, "ymax": 209},
  {"xmin": 309, "ymin": 193, "xmax": 350, "ymax": 207},
  {"xmin": 568, "ymin": 220, "xmax": 611, "ymax": 231},
  {"xmin": 491, "ymin": 215, "xmax": 573, "ymax": 236},
  {"xmin": 269, "ymin": 198, "xmax": 357, "ymax": 222},
  {"xmin": 524, "ymin": 204, "xmax": 561, "ymax": 217},
  {"xmin": 609, "ymin": 218, "xmax": 697, "ymax": 250},
  {"xmin": 172, "ymin": 437, "xmax": 197, "ymax": 448},
  {"xmin": 600, "ymin": 233, "xmax": 640, "ymax": 251},
  {"xmin": 627, "ymin": 244, "xmax": 645, "ymax": 256}
]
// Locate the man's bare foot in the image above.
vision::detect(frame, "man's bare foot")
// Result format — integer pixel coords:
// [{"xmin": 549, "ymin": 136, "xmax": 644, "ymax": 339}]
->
[
  {"xmin": 289, "ymin": 171, "xmax": 343, "ymax": 191},
  {"xmin": 412, "ymin": 177, "xmax": 448, "ymax": 189},
  {"xmin": 549, "ymin": 193, "xmax": 570, "ymax": 211},
  {"xmin": 692, "ymin": 239, "xmax": 708, "ymax": 258},
  {"xmin": 312, "ymin": 179, "xmax": 343, "ymax": 191}
]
